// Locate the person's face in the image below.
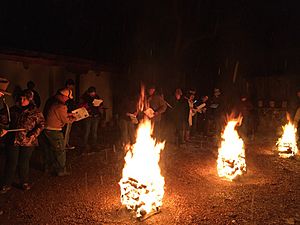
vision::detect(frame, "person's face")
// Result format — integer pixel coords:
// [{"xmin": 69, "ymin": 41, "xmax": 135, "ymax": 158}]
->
[
  {"xmin": 175, "ymin": 93, "xmax": 181, "ymax": 100},
  {"xmin": 241, "ymin": 97, "xmax": 247, "ymax": 102},
  {"xmin": 189, "ymin": 94, "xmax": 195, "ymax": 100},
  {"xmin": 20, "ymin": 96, "xmax": 30, "ymax": 106},
  {"xmin": 297, "ymin": 91, "xmax": 300, "ymax": 98},
  {"xmin": 89, "ymin": 91, "xmax": 96, "ymax": 97},
  {"xmin": 148, "ymin": 88, "xmax": 155, "ymax": 96}
]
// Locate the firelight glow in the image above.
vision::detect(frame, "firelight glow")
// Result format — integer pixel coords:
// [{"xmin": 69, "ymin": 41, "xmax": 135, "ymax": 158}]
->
[
  {"xmin": 276, "ymin": 122, "xmax": 298, "ymax": 158},
  {"xmin": 217, "ymin": 118, "xmax": 246, "ymax": 181}
]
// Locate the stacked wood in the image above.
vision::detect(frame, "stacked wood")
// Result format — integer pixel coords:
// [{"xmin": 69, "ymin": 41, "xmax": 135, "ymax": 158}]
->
[{"xmin": 120, "ymin": 177, "xmax": 161, "ymax": 219}]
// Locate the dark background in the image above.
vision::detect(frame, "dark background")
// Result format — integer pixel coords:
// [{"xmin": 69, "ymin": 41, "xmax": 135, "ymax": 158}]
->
[{"xmin": 1, "ymin": 0, "xmax": 299, "ymax": 97}]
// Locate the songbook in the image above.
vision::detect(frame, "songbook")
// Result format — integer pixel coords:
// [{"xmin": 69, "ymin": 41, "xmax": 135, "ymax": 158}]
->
[
  {"xmin": 210, "ymin": 103, "xmax": 219, "ymax": 109},
  {"xmin": 71, "ymin": 107, "xmax": 90, "ymax": 121},
  {"xmin": 92, "ymin": 99, "xmax": 103, "ymax": 107},
  {"xmin": 144, "ymin": 108, "xmax": 155, "ymax": 119},
  {"xmin": 191, "ymin": 103, "xmax": 206, "ymax": 116}
]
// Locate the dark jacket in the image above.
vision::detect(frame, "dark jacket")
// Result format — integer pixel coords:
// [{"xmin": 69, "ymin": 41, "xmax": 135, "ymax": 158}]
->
[
  {"xmin": 169, "ymin": 96, "xmax": 189, "ymax": 123},
  {"xmin": 80, "ymin": 94, "xmax": 102, "ymax": 117},
  {"xmin": 147, "ymin": 94, "xmax": 167, "ymax": 121}
]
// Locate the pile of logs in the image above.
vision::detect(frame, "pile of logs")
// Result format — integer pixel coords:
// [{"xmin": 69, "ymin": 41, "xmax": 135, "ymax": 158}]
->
[{"xmin": 120, "ymin": 177, "xmax": 161, "ymax": 220}]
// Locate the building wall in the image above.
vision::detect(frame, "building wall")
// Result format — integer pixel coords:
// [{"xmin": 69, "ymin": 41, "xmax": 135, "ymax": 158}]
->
[{"xmin": 0, "ymin": 59, "xmax": 112, "ymax": 121}]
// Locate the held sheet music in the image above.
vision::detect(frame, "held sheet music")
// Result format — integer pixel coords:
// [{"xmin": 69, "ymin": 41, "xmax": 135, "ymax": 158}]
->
[{"xmin": 71, "ymin": 107, "xmax": 90, "ymax": 121}]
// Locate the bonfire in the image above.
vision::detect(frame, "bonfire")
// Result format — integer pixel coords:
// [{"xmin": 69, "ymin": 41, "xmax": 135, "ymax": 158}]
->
[
  {"xmin": 119, "ymin": 85, "xmax": 165, "ymax": 220},
  {"xmin": 217, "ymin": 117, "xmax": 247, "ymax": 181},
  {"xmin": 276, "ymin": 121, "xmax": 298, "ymax": 158}
]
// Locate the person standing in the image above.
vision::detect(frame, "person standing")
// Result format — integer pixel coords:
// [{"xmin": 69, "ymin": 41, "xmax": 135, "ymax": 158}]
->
[
  {"xmin": 146, "ymin": 85, "xmax": 167, "ymax": 140},
  {"xmin": 236, "ymin": 94, "xmax": 254, "ymax": 141},
  {"xmin": 64, "ymin": 79, "xmax": 76, "ymax": 150},
  {"xmin": 197, "ymin": 95, "xmax": 209, "ymax": 137},
  {"xmin": 1, "ymin": 90, "xmax": 45, "ymax": 193},
  {"xmin": 118, "ymin": 94, "xmax": 138, "ymax": 147},
  {"xmin": 169, "ymin": 88, "xmax": 189, "ymax": 146},
  {"xmin": 209, "ymin": 88, "xmax": 224, "ymax": 136},
  {"xmin": 26, "ymin": 81, "xmax": 41, "ymax": 108},
  {"xmin": 39, "ymin": 88, "xmax": 75, "ymax": 176},
  {"xmin": 80, "ymin": 86, "xmax": 103, "ymax": 154}
]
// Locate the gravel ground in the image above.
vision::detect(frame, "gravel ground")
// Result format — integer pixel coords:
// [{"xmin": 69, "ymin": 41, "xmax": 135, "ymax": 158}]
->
[{"xmin": 0, "ymin": 135, "xmax": 299, "ymax": 225}]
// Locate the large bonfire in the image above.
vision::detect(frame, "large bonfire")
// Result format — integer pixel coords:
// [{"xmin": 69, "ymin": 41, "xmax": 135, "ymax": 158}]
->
[
  {"xmin": 119, "ymin": 86, "xmax": 165, "ymax": 220},
  {"xmin": 276, "ymin": 121, "xmax": 298, "ymax": 158},
  {"xmin": 217, "ymin": 116, "xmax": 247, "ymax": 181}
]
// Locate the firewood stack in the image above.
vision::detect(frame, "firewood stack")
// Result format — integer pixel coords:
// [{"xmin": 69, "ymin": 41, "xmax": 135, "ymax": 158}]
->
[
  {"xmin": 277, "ymin": 142, "xmax": 295, "ymax": 156},
  {"xmin": 221, "ymin": 156, "xmax": 246, "ymax": 176},
  {"xmin": 120, "ymin": 177, "xmax": 161, "ymax": 219}
]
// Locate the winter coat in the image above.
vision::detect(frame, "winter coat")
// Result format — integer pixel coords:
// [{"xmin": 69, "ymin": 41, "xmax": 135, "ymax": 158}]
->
[
  {"xmin": 44, "ymin": 95, "xmax": 74, "ymax": 129},
  {"xmin": 8, "ymin": 104, "xmax": 45, "ymax": 146},
  {"xmin": 80, "ymin": 94, "xmax": 102, "ymax": 118}
]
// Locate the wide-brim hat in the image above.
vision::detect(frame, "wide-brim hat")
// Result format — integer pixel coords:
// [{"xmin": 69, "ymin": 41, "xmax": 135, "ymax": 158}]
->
[{"xmin": 0, "ymin": 77, "xmax": 11, "ymax": 96}]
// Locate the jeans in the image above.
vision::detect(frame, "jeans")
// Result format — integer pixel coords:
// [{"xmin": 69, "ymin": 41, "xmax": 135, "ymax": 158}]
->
[
  {"xmin": 3, "ymin": 146, "xmax": 34, "ymax": 186},
  {"xmin": 63, "ymin": 123, "xmax": 72, "ymax": 148},
  {"xmin": 83, "ymin": 117, "xmax": 100, "ymax": 146},
  {"xmin": 119, "ymin": 119, "xmax": 135, "ymax": 145},
  {"xmin": 39, "ymin": 130, "xmax": 66, "ymax": 174}
]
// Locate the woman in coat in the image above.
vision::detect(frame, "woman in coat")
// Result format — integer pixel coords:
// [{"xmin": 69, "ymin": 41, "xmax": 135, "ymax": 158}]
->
[{"xmin": 1, "ymin": 89, "xmax": 45, "ymax": 193}]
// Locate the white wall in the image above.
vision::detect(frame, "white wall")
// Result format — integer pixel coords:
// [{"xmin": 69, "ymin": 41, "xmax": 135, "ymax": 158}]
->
[{"xmin": 0, "ymin": 59, "xmax": 112, "ymax": 122}]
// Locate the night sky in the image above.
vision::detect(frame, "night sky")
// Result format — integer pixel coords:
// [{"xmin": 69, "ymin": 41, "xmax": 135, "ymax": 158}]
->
[{"xmin": 0, "ymin": 0, "xmax": 299, "ymax": 88}]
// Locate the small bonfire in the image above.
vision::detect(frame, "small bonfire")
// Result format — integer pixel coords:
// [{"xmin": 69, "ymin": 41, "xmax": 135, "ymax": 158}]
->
[
  {"xmin": 276, "ymin": 121, "xmax": 298, "ymax": 158},
  {"xmin": 119, "ymin": 85, "xmax": 165, "ymax": 220},
  {"xmin": 217, "ymin": 116, "xmax": 247, "ymax": 181}
]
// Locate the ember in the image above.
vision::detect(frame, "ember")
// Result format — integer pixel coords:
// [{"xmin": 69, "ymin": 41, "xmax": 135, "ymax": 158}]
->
[
  {"xmin": 119, "ymin": 111, "xmax": 165, "ymax": 219},
  {"xmin": 276, "ymin": 122, "xmax": 298, "ymax": 158},
  {"xmin": 217, "ymin": 117, "xmax": 247, "ymax": 181}
]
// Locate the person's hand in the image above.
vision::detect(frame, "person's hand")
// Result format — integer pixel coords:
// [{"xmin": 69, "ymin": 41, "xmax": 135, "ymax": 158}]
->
[
  {"xmin": 0, "ymin": 129, "xmax": 8, "ymax": 137},
  {"xmin": 0, "ymin": 92, "xmax": 4, "ymax": 98}
]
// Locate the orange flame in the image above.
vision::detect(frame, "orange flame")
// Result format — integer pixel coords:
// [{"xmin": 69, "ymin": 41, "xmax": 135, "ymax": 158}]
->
[
  {"xmin": 217, "ymin": 116, "xmax": 246, "ymax": 181},
  {"xmin": 276, "ymin": 121, "xmax": 298, "ymax": 158},
  {"xmin": 119, "ymin": 85, "xmax": 165, "ymax": 219}
]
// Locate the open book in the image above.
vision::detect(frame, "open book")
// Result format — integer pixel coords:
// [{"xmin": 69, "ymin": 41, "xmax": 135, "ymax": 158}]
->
[
  {"xmin": 144, "ymin": 108, "xmax": 155, "ymax": 119},
  {"xmin": 191, "ymin": 103, "xmax": 206, "ymax": 116},
  {"xmin": 72, "ymin": 107, "xmax": 90, "ymax": 121},
  {"xmin": 92, "ymin": 99, "xmax": 103, "ymax": 107}
]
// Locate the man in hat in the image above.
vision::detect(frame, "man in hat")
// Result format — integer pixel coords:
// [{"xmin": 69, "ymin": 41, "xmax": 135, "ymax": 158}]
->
[
  {"xmin": 63, "ymin": 79, "xmax": 77, "ymax": 150},
  {"xmin": 39, "ymin": 88, "xmax": 76, "ymax": 176}
]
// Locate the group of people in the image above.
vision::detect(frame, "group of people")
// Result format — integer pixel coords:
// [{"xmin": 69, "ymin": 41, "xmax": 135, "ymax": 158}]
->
[
  {"xmin": 1, "ymin": 76, "xmax": 299, "ymax": 195},
  {"xmin": 117, "ymin": 84, "xmax": 267, "ymax": 148},
  {"xmin": 0, "ymin": 78, "xmax": 104, "ymax": 194},
  {"xmin": 118, "ymin": 85, "xmax": 230, "ymax": 147}
]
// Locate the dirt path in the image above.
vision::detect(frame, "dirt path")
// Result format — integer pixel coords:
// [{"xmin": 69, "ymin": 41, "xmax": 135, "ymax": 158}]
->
[{"xmin": 0, "ymin": 136, "xmax": 299, "ymax": 224}]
